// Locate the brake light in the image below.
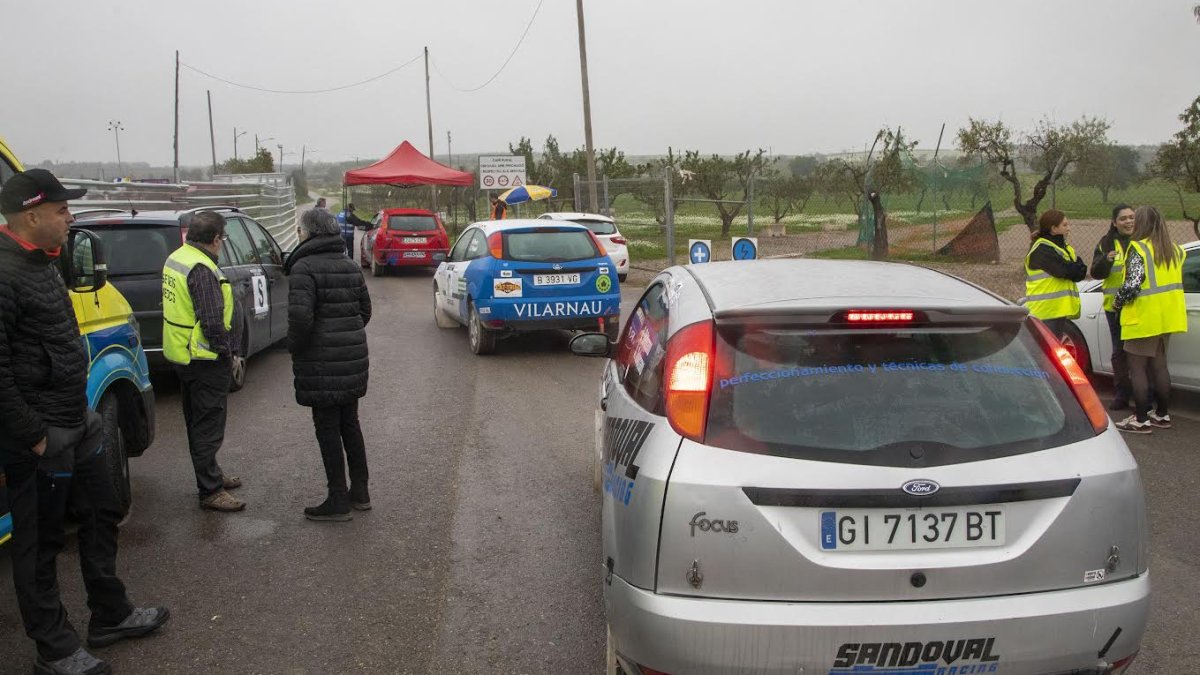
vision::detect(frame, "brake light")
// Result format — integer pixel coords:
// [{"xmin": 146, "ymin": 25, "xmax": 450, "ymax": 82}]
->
[
  {"xmin": 847, "ymin": 310, "xmax": 914, "ymax": 322},
  {"xmin": 610, "ymin": 235, "xmax": 627, "ymax": 245},
  {"xmin": 586, "ymin": 230, "xmax": 606, "ymax": 257},
  {"xmin": 488, "ymin": 232, "xmax": 504, "ymax": 259},
  {"xmin": 664, "ymin": 320, "xmax": 715, "ymax": 441},
  {"xmin": 1031, "ymin": 319, "xmax": 1108, "ymax": 434}
]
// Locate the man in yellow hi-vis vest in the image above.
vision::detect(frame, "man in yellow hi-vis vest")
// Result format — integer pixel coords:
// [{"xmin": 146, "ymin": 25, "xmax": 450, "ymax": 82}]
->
[
  {"xmin": 161, "ymin": 211, "xmax": 245, "ymax": 512},
  {"xmin": 1111, "ymin": 206, "xmax": 1187, "ymax": 435}
]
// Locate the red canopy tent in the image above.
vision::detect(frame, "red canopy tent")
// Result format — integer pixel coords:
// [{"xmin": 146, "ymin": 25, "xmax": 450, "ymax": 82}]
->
[{"xmin": 343, "ymin": 141, "xmax": 473, "ymax": 187}]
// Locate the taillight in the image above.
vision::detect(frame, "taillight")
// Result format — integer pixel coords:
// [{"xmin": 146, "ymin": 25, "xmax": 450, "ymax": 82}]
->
[
  {"xmin": 664, "ymin": 320, "xmax": 715, "ymax": 441},
  {"xmin": 847, "ymin": 310, "xmax": 914, "ymax": 322},
  {"xmin": 1031, "ymin": 319, "xmax": 1108, "ymax": 434},
  {"xmin": 610, "ymin": 235, "xmax": 627, "ymax": 245},
  {"xmin": 488, "ymin": 232, "xmax": 504, "ymax": 259},
  {"xmin": 586, "ymin": 230, "xmax": 606, "ymax": 257}
]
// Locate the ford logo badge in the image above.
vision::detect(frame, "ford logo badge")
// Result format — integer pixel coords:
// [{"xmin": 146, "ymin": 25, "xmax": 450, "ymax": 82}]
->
[{"xmin": 901, "ymin": 479, "xmax": 940, "ymax": 496}]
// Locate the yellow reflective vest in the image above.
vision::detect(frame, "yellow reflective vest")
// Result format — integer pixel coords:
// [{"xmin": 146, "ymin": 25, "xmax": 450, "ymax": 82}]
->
[
  {"xmin": 1100, "ymin": 239, "xmax": 1127, "ymax": 312},
  {"xmin": 162, "ymin": 243, "xmax": 233, "ymax": 365},
  {"xmin": 1119, "ymin": 240, "xmax": 1187, "ymax": 341},
  {"xmin": 1024, "ymin": 238, "xmax": 1081, "ymax": 321}
]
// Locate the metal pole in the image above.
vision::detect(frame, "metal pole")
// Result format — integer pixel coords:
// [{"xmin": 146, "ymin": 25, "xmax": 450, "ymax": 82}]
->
[
  {"xmin": 233, "ymin": 128, "xmax": 238, "ymax": 161},
  {"xmin": 602, "ymin": 175, "xmax": 609, "ymax": 215},
  {"xmin": 301, "ymin": 145, "xmax": 306, "ymax": 170},
  {"xmin": 173, "ymin": 50, "xmax": 180, "ymax": 183},
  {"xmin": 747, "ymin": 173, "xmax": 755, "ymax": 236},
  {"xmin": 665, "ymin": 170, "xmax": 675, "ymax": 266},
  {"xmin": 425, "ymin": 46, "xmax": 437, "ymax": 213},
  {"xmin": 207, "ymin": 90, "xmax": 217, "ymax": 174},
  {"xmin": 575, "ymin": 0, "xmax": 600, "ymax": 213},
  {"xmin": 573, "ymin": 173, "xmax": 581, "ymax": 211},
  {"xmin": 108, "ymin": 120, "xmax": 124, "ymax": 178},
  {"xmin": 278, "ymin": 144, "xmax": 284, "ymax": 174}
]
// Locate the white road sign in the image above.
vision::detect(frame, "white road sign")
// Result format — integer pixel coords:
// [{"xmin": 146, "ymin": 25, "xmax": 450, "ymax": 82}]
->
[{"xmin": 479, "ymin": 155, "xmax": 527, "ymax": 191}]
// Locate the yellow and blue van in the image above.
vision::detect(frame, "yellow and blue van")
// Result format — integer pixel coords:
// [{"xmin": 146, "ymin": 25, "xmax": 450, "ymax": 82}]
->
[{"xmin": 0, "ymin": 137, "xmax": 155, "ymax": 545}]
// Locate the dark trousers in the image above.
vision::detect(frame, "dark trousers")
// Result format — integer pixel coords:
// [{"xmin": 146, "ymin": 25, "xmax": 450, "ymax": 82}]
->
[
  {"xmin": 4, "ymin": 414, "xmax": 133, "ymax": 660},
  {"xmin": 177, "ymin": 358, "xmax": 231, "ymax": 497},
  {"xmin": 1105, "ymin": 310, "xmax": 1132, "ymax": 404},
  {"xmin": 311, "ymin": 401, "xmax": 369, "ymax": 495},
  {"xmin": 1129, "ymin": 344, "xmax": 1171, "ymax": 422}
]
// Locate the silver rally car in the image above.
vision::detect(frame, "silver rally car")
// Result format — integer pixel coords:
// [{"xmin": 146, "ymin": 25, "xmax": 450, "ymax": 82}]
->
[{"xmin": 572, "ymin": 259, "xmax": 1149, "ymax": 675}]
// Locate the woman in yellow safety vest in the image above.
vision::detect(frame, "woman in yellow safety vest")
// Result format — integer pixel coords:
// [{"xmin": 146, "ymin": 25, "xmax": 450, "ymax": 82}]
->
[
  {"xmin": 1023, "ymin": 209, "xmax": 1087, "ymax": 339},
  {"xmin": 1112, "ymin": 206, "xmax": 1187, "ymax": 434},
  {"xmin": 1089, "ymin": 204, "xmax": 1137, "ymax": 409}
]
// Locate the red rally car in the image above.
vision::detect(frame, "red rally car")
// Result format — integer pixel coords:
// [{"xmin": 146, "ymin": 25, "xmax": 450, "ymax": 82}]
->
[{"xmin": 360, "ymin": 208, "xmax": 450, "ymax": 275}]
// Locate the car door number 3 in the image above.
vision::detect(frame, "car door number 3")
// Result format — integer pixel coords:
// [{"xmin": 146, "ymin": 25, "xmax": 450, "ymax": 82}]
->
[{"xmin": 251, "ymin": 274, "xmax": 269, "ymax": 316}]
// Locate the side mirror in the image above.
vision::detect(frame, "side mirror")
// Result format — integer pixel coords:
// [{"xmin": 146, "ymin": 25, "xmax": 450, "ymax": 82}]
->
[
  {"xmin": 62, "ymin": 229, "xmax": 107, "ymax": 292},
  {"xmin": 570, "ymin": 332, "xmax": 612, "ymax": 358},
  {"xmin": 432, "ymin": 252, "xmax": 448, "ymax": 263}
]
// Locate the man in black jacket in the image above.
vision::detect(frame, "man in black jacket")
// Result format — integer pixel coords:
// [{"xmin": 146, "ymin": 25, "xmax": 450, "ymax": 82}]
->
[
  {"xmin": 286, "ymin": 208, "xmax": 372, "ymax": 521},
  {"xmin": 1, "ymin": 170, "xmax": 168, "ymax": 675}
]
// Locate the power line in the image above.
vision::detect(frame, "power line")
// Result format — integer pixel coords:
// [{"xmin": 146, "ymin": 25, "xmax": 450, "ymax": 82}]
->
[
  {"xmin": 180, "ymin": 53, "xmax": 424, "ymax": 95},
  {"xmin": 430, "ymin": 0, "xmax": 547, "ymax": 93}
]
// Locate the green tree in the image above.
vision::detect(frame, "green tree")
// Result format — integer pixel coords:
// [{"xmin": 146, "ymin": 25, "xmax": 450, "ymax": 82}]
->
[
  {"xmin": 1070, "ymin": 144, "xmax": 1141, "ymax": 203},
  {"xmin": 631, "ymin": 148, "xmax": 685, "ymax": 228},
  {"xmin": 957, "ymin": 116, "xmax": 1110, "ymax": 231},
  {"xmin": 217, "ymin": 147, "xmax": 275, "ymax": 174},
  {"xmin": 678, "ymin": 149, "xmax": 769, "ymax": 236},
  {"xmin": 788, "ymin": 155, "xmax": 820, "ymax": 178},
  {"xmin": 1154, "ymin": 94, "xmax": 1200, "ymax": 238},
  {"xmin": 759, "ymin": 172, "xmax": 814, "ymax": 223}
]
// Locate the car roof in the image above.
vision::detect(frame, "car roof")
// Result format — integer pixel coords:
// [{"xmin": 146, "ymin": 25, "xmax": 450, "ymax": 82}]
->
[
  {"xmin": 380, "ymin": 208, "xmax": 436, "ymax": 216},
  {"xmin": 472, "ymin": 219, "xmax": 590, "ymax": 235},
  {"xmin": 71, "ymin": 207, "xmax": 246, "ymax": 227},
  {"xmin": 539, "ymin": 212, "xmax": 614, "ymax": 223},
  {"xmin": 684, "ymin": 259, "xmax": 1009, "ymax": 313}
]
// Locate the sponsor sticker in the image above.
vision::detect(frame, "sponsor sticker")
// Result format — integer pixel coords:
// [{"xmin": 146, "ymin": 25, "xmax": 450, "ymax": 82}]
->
[
  {"xmin": 1084, "ymin": 568, "xmax": 1107, "ymax": 583},
  {"xmin": 601, "ymin": 417, "xmax": 654, "ymax": 507},
  {"xmin": 494, "ymin": 278, "xmax": 523, "ymax": 298},
  {"xmin": 500, "ymin": 269, "xmax": 513, "ymax": 278},
  {"xmin": 831, "ymin": 638, "xmax": 1001, "ymax": 673},
  {"xmin": 513, "ymin": 300, "xmax": 606, "ymax": 319},
  {"xmin": 478, "ymin": 306, "xmax": 492, "ymax": 315},
  {"xmin": 596, "ymin": 275, "xmax": 612, "ymax": 293}
]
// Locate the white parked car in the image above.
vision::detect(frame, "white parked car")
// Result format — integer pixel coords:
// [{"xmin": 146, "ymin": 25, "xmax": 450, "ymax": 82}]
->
[
  {"xmin": 1069, "ymin": 239, "xmax": 1200, "ymax": 391},
  {"xmin": 538, "ymin": 212, "xmax": 629, "ymax": 281}
]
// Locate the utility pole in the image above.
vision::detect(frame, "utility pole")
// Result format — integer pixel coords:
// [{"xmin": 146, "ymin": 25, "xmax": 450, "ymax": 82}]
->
[
  {"xmin": 173, "ymin": 50, "xmax": 180, "ymax": 183},
  {"xmin": 447, "ymin": 130, "xmax": 452, "ymax": 168},
  {"xmin": 107, "ymin": 120, "xmax": 125, "ymax": 178},
  {"xmin": 278, "ymin": 144, "xmax": 285, "ymax": 174},
  {"xmin": 575, "ymin": 0, "xmax": 599, "ymax": 213},
  {"xmin": 207, "ymin": 90, "xmax": 217, "ymax": 174},
  {"xmin": 233, "ymin": 127, "xmax": 246, "ymax": 161},
  {"xmin": 424, "ymin": 46, "xmax": 437, "ymax": 212}
]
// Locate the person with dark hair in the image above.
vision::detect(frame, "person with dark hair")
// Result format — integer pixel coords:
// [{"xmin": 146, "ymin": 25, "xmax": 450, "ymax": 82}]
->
[
  {"xmin": 1112, "ymin": 206, "xmax": 1187, "ymax": 434},
  {"xmin": 286, "ymin": 208, "xmax": 373, "ymax": 521},
  {"xmin": 161, "ymin": 210, "xmax": 245, "ymax": 512},
  {"xmin": 315, "ymin": 197, "xmax": 327, "ymax": 211},
  {"xmin": 1090, "ymin": 204, "xmax": 1137, "ymax": 409},
  {"xmin": 337, "ymin": 203, "xmax": 373, "ymax": 256},
  {"xmin": 1, "ymin": 169, "xmax": 168, "ymax": 675},
  {"xmin": 1023, "ymin": 209, "xmax": 1087, "ymax": 339},
  {"xmin": 490, "ymin": 195, "xmax": 507, "ymax": 220}
]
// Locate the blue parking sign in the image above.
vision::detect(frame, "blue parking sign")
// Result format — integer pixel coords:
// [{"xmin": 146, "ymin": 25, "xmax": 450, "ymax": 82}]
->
[
  {"xmin": 732, "ymin": 237, "xmax": 758, "ymax": 261},
  {"xmin": 688, "ymin": 240, "xmax": 712, "ymax": 265}
]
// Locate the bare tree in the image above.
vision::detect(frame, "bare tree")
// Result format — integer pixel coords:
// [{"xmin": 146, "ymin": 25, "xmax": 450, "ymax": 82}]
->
[{"xmin": 1155, "ymin": 95, "xmax": 1200, "ymax": 239}]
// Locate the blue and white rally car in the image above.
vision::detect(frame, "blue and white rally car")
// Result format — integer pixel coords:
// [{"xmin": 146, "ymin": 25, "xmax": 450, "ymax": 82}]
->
[{"xmin": 433, "ymin": 219, "xmax": 621, "ymax": 354}]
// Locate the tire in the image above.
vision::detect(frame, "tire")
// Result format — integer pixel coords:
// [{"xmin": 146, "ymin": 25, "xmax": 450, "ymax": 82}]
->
[
  {"xmin": 372, "ymin": 259, "xmax": 384, "ymax": 277},
  {"xmin": 1061, "ymin": 323, "xmax": 1093, "ymax": 378},
  {"xmin": 618, "ymin": 273, "xmax": 627, "ymax": 283},
  {"xmin": 228, "ymin": 319, "xmax": 249, "ymax": 393},
  {"xmin": 360, "ymin": 248, "xmax": 369, "ymax": 269},
  {"xmin": 468, "ymin": 304, "xmax": 496, "ymax": 355},
  {"xmin": 605, "ymin": 320, "xmax": 621, "ymax": 344},
  {"xmin": 434, "ymin": 285, "xmax": 458, "ymax": 328},
  {"xmin": 98, "ymin": 392, "xmax": 132, "ymax": 517}
]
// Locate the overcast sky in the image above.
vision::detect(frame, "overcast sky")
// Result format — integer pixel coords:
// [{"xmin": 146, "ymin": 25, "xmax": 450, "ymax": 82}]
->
[{"xmin": 3, "ymin": 0, "xmax": 1199, "ymax": 167}]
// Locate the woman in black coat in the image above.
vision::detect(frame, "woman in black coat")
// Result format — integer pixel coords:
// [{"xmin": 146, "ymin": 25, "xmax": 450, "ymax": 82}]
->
[{"xmin": 285, "ymin": 208, "xmax": 373, "ymax": 521}]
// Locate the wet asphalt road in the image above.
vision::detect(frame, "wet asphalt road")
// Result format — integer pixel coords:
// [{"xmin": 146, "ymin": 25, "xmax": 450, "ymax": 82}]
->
[{"xmin": 2, "ymin": 262, "xmax": 1199, "ymax": 673}]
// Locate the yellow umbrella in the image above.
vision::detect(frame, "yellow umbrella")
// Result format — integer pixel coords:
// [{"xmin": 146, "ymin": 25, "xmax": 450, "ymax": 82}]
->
[{"xmin": 498, "ymin": 184, "xmax": 557, "ymax": 205}]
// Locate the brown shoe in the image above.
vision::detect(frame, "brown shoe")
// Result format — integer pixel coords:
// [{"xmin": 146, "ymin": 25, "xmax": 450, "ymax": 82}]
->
[
  {"xmin": 222, "ymin": 475, "xmax": 243, "ymax": 490},
  {"xmin": 200, "ymin": 490, "xmax": 246, "ymax": 512}
]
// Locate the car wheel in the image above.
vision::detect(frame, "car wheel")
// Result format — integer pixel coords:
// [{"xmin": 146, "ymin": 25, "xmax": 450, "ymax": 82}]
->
[
  {"xmin": 468, "ymin": 304, "xmax": 496, "ymax": 355},
  {"xmin": 360, "ymin": 247, "xmax": 369, "ymax": 269},
  {"xmin": 1061, "ymin": 323, "xmax": 1093, "ymax": 378},
  {"xmin": 98, "ymin": 392, "xmax": 132, "ymax": 518},
  {"xmin": 618, "ymin": 273, "xmax": 627, "ymax": 283},
  {"xmin": 372, "ymin": 259, "xmax": 384, "ymax": 277},
  {"xmin": 434, "ymin": 285, "xmax": 458, "ymax": 329},
  {"xmin": 229, "ymin": 354, "xmax": 247, "ymax": 392}
]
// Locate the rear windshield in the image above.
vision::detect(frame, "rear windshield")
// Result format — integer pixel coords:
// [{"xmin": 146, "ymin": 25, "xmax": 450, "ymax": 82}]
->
[
  {"xmin": 388, "ymin": 215, "xmax": 437, "ymax": 232},
  {"xmin": 503, "ymin": 229, "xmax": 601, "ymax": 262},
  {"xmin": 574, "ymin": 219, "xmax": 616, "ymax": 235},
  {"xmin": 90, "ymin": 226, "xmax": 180, "ymax": 276},
  {"xmin": 706, "ymin": 321, "xmax": 1094, "ymax": 466}
]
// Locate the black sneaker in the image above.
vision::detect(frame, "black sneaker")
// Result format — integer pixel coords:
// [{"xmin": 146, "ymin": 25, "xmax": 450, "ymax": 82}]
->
[
  {"xmin": 305, "ymin": 493, "xmax": 352, "ymax": 522},
  {"xmin": 1147, "ymin": 411, "xmax": 1172, "ymax": 429},
  {"xmin": 350, "ymin": 484, "xmax": 372, "ymax": 511},
  {"xmin": 87, "ymin": 607, "xmax": 171, "ymax": 648},
  {"xmin": 35, "ymin": 647, "xmax": 111, "ymax": 675},
  {"xmin": 1114, "ymin": 415, "xmax": 1153, "ymax": 434}
]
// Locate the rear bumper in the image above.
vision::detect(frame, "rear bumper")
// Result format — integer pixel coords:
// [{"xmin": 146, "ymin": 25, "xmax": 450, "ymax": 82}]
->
[
  {"xmin": 607, "ymin": 572, "xmax": 1150, "ymax": 675},
  {"xmin": 477, "ymin": 296, "xmax": 621, "ymax": 331},
  {"xmin": 375, "ymin": 248, "xmax": 446, "ymax": 267}
]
